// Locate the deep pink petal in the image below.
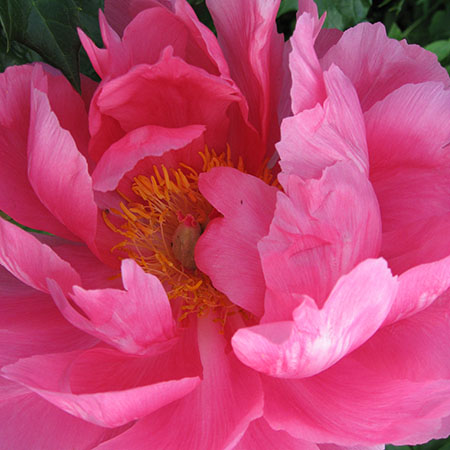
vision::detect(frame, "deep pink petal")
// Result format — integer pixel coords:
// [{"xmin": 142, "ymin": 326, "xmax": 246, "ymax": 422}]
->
[
  {"xmin": 233, "ymin": 259, "xmax": 397, "ymax": 378},
  {"xmin": 197, "ymin": 167, "xmax": 278, "ymax": 316},
  {"xmin": 353, "ymin": 290, "xmax": 450, "ymax": 383},
  {"xmin": 0, "ymin": 377, "xmax": 127, "ymax": 450},
  {"xmin": 260, "ymin": 162, "xmax": 381, "ymax": 320},
  {"xmin": 0, "ymin": 266, "xmax": 95, "ymax": 367},
  {"xmin": 0, "ymin": 220, "xmax": 81, "ymax": 294},
  {"xmin": 383, "ymin": 254, "xmax": 450, "ymax": 325},
  {"xmin": 92, "ymin": 124, "xmax": 205, "ymax": 191},
  {"xmin": 234, "ymin": 417, "xmax": 318, "ymax": 450},
  {"xmin": 96, "ymin": 57, "xmax": 237, "ymax": 147},
  {"xmin": 381, "ymin": 213, "xmax": 450, "ymax": 274},
  {"xmin": 320, "ymin": 22, "xmax": 450, "ymax": 111},
  {"xmin": 0, "ymin": 65, "xmax": 86, "ymax": 239},
  {"xmin": 289, "ymin": 6, "xmax": 326, "ymax": 114},
  {"xmin": 95, "ymin": 317, "xmax": 263, "ymax": 450},
  {"xmin": 366, "ymin": 82, "xmax": 450, "ymax": 171},
  {"xmin": 27, "ymin": 87, "xmax": 98, "ymax": 246},
  {"xmin": 263, "ymin": 356, "xmax": 450, "ymax": 445},
  {"xmin": 48, "ymin": 259, "xmax": 177, "ymax": 355},
  {"xmin": 1, "ymin": 343, "xmax": 201, "ymax": 428},
  {"xmin": 104, "ymin": 0, "xmax": 229, "ymax": 77},
  {"xmin": 277, "ymin": 65, "xmax": 368, "ymax": 180},
  {"xmin": 206, "ymin": 0, "xmax": 286, "ymax": 154}
]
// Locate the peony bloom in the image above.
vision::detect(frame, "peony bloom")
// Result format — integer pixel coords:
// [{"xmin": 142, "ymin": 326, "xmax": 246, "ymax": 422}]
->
[{"xmin": 0, "ymin": 1, "xmax": 449, "ymax": 450}]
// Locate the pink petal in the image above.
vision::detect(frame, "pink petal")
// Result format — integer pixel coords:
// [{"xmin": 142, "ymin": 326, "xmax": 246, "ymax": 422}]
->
[
  {"xmin": 48, "ymin": 259, "xmax": 177, "ymax": 355},
  {"xmin": 277, "ymin": 65, "xmax": 368, "ymax": 180},
  {"xmin": 1, "ymin": 344, "xmax": 201, "ymax": 428},
  {"xmin": 0, "ymin": 219, "xmax": 81, "ymax": 294},
  {"xmin": 383, "ymin": 254, "xmax": 450, "ymax": 326},
  {"xmin": 206, "ymin": 0, "xmax": 286, "ymax": 153},
  {"xmin": 381, "ymin": 213, "xmax": 450, "ymax": 275},
  {"xmin": 320, "ymin": 22, "xmax": 450, "ymax": 111},
  {"xmin": 0, "ymin": 378, "xmax": 127, "ymax": 450},
  {"xmin": 196, "ymin": 167, "xmax": 278, "ymax": 316},
  {"xmin": 289, "ymin": 5, "xmax": 326, "ymax": 114},
  {"xmin": 366, "ymin": 82, "xmax": 450, "ymax": 171},
  {"xmin": 352, "ymin": 290, "xmax": 450, "ymax": 383},
  {"xmin": 0, "ymin": 65, "xmax": 85, "ymax": 239},
  {"xmin": 92, "ymin": 124, "xmax": 205, "ymax": 192},
  {"xmin": 234, "ymin": 417, "xmax": 318, "ymax": 450},
  {"xmin": 0, "ymin": 266, "xmax": 95, "ymax": 367},
  {"xmin": 95, "ymin": 317, "xmax": 264, "ymax": 450},
  {"xmin": 259, "ymin": 162, "xmax": 381, "ymax": 321},
  {"xmin": 96, "ymin": 57, "xmax": 237, "ymax": 147},
  {"xmin": 232, "ymin": 258, "xmax": 397, "ymax": 379},
  {"xmin": 263, "ymin": 356, "xmax": 450, "ymax": 445},
  {"xmin": 27, "ymin": 86, "xmax": 98, "ymax": 246},
  {"xmin": 104, "ymin": 0, "xmax": 230, "ymax": 77}
]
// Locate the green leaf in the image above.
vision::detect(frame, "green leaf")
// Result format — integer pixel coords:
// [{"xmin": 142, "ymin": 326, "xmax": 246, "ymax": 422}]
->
[
  {"xmin": 278, "ymin": 0, "xmax": 299, "ymax": 17},
  {"xmin": 0, "ymin": 0, "xmax": 81, "ymax": 91},
  {"xmin": 425, "ymin": 39, "xmax": 450, "ymax": 62},
  {"xmin": 314, "ymin": 0, "xmax": 372, "ymax": 30}
]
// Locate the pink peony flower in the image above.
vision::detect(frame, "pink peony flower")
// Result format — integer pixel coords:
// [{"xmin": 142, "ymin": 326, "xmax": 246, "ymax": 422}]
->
[{"xmin": 0, "ymin": 1, "xmax": 449, "ymax": 449}]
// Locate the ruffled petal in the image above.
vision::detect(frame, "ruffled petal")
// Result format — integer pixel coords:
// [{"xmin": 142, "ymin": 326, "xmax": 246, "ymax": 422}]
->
[
  {"xmin": 320, "ymin": 22, "xmax": 450, "ymax": 111},
  {"xmin": 48, "ymin": 259, "xmax": 177, "ymax": 355},
  {"xmin": 196, "ymin": 167, "xmax": 278, "ymax": 316},
  {"xmin": 259, "ymin": 162, "xmax": 381, "ymax": 320},
  {"xmin": 94, "ymin": 317, "xmax": 263, "ymax": 450},
  {"xmin": 232, "ymin": 259, "xmax": 397, "ymax": 378},
  {"xmin": 277, "ymin": 65, "xmax": 368, "ymax": 180}
]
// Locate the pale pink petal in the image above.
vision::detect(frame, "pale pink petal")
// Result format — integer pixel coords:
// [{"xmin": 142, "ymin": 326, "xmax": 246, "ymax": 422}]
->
[
  {"xmin": 314, "ymin": 28, "xmax": 343, "ymax": 59},
  {"xmin": 320, "ymin": 22, "xmax": 450, "ymax": 111},
  {"xmin": 206, "ymin": 0, "xmax": 285, "ymax": 153},
  {"xmin": 289, "ymin": 6, "xmax": 326, "ymax": 113},
  {"xmin": 232, "ymin": 259, "xmax": 397, "ymax": 379},
  {"xmin": 92, "ymin": 124, "xmax": 205, "ymax": 192},
  {"xmin": 352, "ymin": 290, "xmax": 450, "ymax": 383},
  {"xmin": 95, "ymin": 317, "xmax": 263, "ymax": 450},
  {"xmin": 48, "ymin": 259, "xmax": 177, "ymax": 355},
  {"xmin": 234, "ymin": 417, "xmax": 318, "ymax": 450},
  {"xmin": 366, "ymin": 82, "xmax": 450, "ymax": 171},
  {"xmin": 28, "ymin": 85, "xmax": 97, "ymax": 246},
  {"xmin": 1, "ymin": 345, "xmax": 201, "ymax": 428},
  {"xmin": 277, "ymin": 65, "xmax": 368, "ymax": 180},
  {"xmin": 0, "ymin": 266, "xmax": 96, "ymax": 367},
  {"xmin": 263, "ymin": 356, "xmax": 450, "ymax": 445},
  {"xmin": 260, "ymin": 162, "xmax": 381, "ymax": 321},
  {"xmin": 196, "ymin": 167, "xmax": 278, "ymax": 316},
  {"xmin": 0, "ymin": 219, "xmax": 81, "ymax": 294},
  {"xmin": 0, "ymin": 378, "xmax": 127, "ymax": 450},
  {"xmin": 384, "ymin": 254, "xmax": 450, "ymax": 325}
]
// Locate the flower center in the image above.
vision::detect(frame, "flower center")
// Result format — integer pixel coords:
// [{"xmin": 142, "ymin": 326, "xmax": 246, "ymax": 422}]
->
[{"xmin": 103, "ymin": 146, "xmax": 277, "ymax": 326}]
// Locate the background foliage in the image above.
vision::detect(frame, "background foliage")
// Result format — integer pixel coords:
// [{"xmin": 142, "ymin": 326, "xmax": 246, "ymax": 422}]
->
[{"xmin": 0, "ymin": 0, "xmax": 449, "ymax": 448}]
